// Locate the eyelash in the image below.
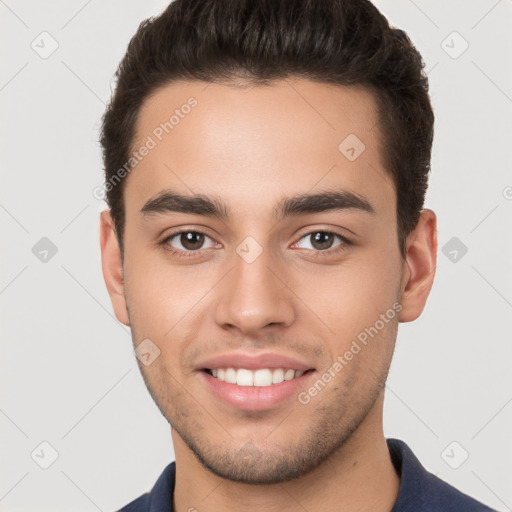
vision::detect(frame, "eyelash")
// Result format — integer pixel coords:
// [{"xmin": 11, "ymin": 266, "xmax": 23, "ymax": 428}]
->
[{"xmin": 159, "ymin": 229, "xmax": 353, "ymax": 259}]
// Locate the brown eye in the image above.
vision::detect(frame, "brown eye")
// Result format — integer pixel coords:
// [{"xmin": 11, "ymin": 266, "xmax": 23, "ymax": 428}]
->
[
  {"xmin": 179, "ymin": 232, "xmax": 205, "ymax": 250},
  {"xmin": 164, "ymin": 231, "xmax": 216, "ymax": 252},
  {"xmin": 309, "ymin": 232, "xmax": 336, "ymax": 250},
  {"xmin": 295, "ymin": 231, "xmax": 349, "ymax": 252}
]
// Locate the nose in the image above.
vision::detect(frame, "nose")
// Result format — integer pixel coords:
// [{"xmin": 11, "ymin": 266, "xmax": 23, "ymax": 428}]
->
[{"xmin": 214, "ymin": 243, "xmax": 296, "ymax": 336}]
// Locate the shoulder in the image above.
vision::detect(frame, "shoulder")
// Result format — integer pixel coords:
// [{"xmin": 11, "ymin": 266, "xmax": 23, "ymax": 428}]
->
[
  {"xmin": 114, "ymin": 461, "xmax": 176, "ymax": 512},
  {"xmin": 387, "ymin": 438, "xmax": 497, "ymax": 512},
  {"xmin": 116, "ymin": 494, "xmax": 149, "ymax": 512}
]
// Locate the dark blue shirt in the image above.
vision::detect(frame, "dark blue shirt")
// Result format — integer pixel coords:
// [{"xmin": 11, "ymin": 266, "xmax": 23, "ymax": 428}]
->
[{"xmin": 117, "ymin": 438, "xmax": 497, "ymax": 511}]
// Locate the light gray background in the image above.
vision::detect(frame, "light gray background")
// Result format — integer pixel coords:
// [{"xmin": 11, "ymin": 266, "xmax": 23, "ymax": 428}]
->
[{"xmin": 1, "ymin": 0, "xmax": 511, "ymax": 511}]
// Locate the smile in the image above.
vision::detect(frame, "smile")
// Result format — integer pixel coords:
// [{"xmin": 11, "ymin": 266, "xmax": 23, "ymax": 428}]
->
[{"xmin": 205, "ymin": 367, "xmax": 306, "ymax": 387}]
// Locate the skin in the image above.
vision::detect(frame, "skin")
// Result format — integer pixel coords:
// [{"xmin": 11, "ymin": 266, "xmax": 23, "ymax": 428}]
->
[{"xmin": 100, "ymin": 78, "xmax": 437, "ymax": 512}]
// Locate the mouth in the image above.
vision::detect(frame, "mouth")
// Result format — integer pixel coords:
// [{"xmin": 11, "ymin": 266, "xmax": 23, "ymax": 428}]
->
[
  {"xmin": 195, "ymin": 351, "xmax": 317, "ymax": 410},
  {"xmin": 203, "ymin": 367, "xmax": 313, "ymax": 387},
  {"xmin": 200, "ymin": 367, "xmax": 316, "ymax": 411}
]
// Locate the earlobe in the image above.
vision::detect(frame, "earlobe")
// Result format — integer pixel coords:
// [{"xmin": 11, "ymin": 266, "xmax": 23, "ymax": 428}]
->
[
  {"xmin": 398, "ymin": 209, "xmax": 438, "ymax": 323},
  {"xmin": 99, "ymin": 209, "xmax": 130, "ymax": 326}
]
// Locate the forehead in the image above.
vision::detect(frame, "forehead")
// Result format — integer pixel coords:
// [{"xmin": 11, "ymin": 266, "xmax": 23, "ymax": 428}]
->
[{"xmin": 127, "ymin": 78, "xmax": 394, "ymax": 219}]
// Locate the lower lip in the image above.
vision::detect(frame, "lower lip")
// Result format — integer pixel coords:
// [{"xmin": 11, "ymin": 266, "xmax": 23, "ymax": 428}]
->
[{"xmin": 200, "ymin": 370, "xmax": 314, "ymax": 411}]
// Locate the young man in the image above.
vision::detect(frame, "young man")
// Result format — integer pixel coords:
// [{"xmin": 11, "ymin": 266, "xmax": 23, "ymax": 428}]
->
[{"xmin": 99, "ymin": 0, "xmax": 497, "ymax": 510}]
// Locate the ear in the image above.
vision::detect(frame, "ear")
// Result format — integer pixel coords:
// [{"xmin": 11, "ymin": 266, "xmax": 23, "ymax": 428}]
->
[
  {"xmin": 99, "ymin": 209, "xmax": 130, "ymax": 326},
  {"xmin": 398, "ymin": 209, "xmax": 437, "ymax": 323}
]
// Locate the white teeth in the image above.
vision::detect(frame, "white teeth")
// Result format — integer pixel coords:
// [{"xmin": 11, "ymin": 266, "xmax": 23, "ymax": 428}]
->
[
  {"xmin": 254, "ymin": 369, "xmax": 273, "ymax": 387},
  {"xmin": 272, "ymin": 368, "xmax": 284, "ymax": 384},
  {"xmin": 284, "ymin": 369, "xmax": 295, "ymax": 381},
  {"xmin": 236, "ymin": 368, "xmax": 253, "ymax": 386},
  {"xmin": 209, "ymin": 367, "xmax": 306, "ymax": 386},
  {"xmin": 225, "ymin": 367, "xmax": 237, "ymax": 384}
]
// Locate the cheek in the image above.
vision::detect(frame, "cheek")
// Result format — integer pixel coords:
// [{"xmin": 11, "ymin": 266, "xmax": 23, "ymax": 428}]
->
[
  {"xmin": 296, "ymin": 250, "xmax": 401, "ymax": 377},
  {"xmin": 123, "ymin": 247, "xmax": 217, "ymax": 341},
  {"xmin": 306, "ymin": 257, "xmax": 400, "ymax": 334}
]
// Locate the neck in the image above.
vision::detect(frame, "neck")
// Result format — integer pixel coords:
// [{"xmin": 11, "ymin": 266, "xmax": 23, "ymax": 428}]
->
[{"xmin": 172, "ymin": 394, "xmax": 400, "ymax": 512}]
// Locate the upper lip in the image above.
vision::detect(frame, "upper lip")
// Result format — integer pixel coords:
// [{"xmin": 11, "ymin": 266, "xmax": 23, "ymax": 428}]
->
[{"xmin": 195, "ymin": 352, "xmax": 315, "ymax": 372}]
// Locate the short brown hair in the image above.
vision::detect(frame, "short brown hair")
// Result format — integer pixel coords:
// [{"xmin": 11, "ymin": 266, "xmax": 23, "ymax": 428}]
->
[{"xmin": 100, "ymin": 0, "xmax": 434, "ymax": 257}]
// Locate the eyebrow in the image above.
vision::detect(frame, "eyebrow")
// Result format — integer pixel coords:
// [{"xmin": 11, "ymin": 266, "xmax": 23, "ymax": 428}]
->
[{"xmin": 140, "ymin": 188, "xmax": 375, "ymax": 221}]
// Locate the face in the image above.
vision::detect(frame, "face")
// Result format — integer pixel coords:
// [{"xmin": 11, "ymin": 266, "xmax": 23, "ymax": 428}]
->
[{"xmin": 101, "ymin": 78, "xmax": 435, "ymax": 484}]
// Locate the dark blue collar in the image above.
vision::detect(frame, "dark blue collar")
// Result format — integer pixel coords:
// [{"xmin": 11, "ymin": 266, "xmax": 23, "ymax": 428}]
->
[{"xmin": 387, "ymin": 438, "xmax": 495, "ymax": 511}]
